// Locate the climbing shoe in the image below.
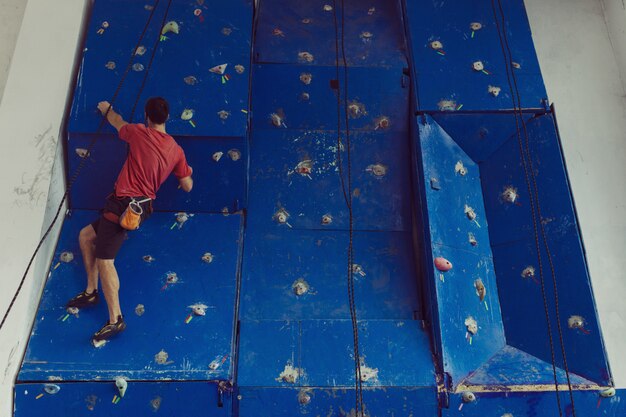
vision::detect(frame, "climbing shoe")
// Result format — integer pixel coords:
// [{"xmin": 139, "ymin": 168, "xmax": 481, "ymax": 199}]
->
[
  {"xmin": 92, "ymin": 315, "xmax": 126, "ymax": 342},
  {"xmin": 66, "ymin": 290, "xmax": 99, "ymax": 309}
]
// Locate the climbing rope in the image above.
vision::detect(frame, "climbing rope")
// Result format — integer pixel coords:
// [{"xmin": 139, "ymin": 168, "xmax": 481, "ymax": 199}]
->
[
  {"xmin": 490, "ymin": 1, "xmax": 577, "ymax": 415},
  {"xmin": 0, "ymin": 0, "xmax": 171, "ymax": 333},
  {"xmin": 332, "ymin": 0, "xmax": 365, "ymax": 415}
]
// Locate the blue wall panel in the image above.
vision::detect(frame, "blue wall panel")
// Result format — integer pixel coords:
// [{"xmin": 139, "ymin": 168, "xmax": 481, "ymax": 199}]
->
[
  {"xmin": 68, "ymin": 134, "xmax": 247, "ymax": 212},
  {"xmin": 254, "ymin": 0, "xmax": 407, "ymax": 67},
  {"xmin": 14, "ymin": 381, "xmax": 229, "ymax": 416},
  {"xmin": 237, "ymin": 320, "xmax": 433, "ymax": 388},
  {"xmin": 69, "ymin": 0, "xmax": 252, "ymax": 137},
  {"xmin": 417, "ymin": 115, "xmax": 506, "ymax": 384},
  {"xmin": 443, "ymin": 389, "xmax": 625, "ymax": 417},
  {"xmin": 404, "ymin": 0, "xmax": 547, "ymax": 111},
  {"xmin": 240, "ymin": 229, "xmax": 421, "ymax": 320},
  {"xmin": 19, "ymin": 210, "xmax": 242, "ymax": 382},
  {"xmin": 252, "ymin": 65, "xmax": 409, "ymax": 131},
  {"xmin": 247, "ymin": 129, "xmax": 412, "ymax": 232},
  {"xmin": 238, "ymin": 387, "xmax": 437, "ymax": 417},
  {"xmin": 432, "ymin": 112, "xmax": 535, "ymax": 163}
]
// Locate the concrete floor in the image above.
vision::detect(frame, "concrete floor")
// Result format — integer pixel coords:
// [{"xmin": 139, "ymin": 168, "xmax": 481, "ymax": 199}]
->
[{"xmin": 0, "ymin": 1, "xmax": 624, "ymax": 415}]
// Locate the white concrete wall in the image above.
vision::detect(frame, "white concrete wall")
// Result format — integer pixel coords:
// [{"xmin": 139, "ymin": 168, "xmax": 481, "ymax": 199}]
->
[
  {"xmin": 0, "ymin": 0, "xmax": 28, "ymax": 104},
  {"xmin": 602, "ymin": 0, "xmax": 626, "ymax": 90},
  {"xmin": 526, "ymin": 0, "xmax": 626, "ymax": 388},
  {"xmin": 0, "ymin": 0, "xmax": 86, "ymax": 415}
]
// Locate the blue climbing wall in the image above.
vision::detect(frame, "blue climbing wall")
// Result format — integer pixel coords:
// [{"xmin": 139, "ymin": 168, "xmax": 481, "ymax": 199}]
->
[
  {"xmin": 15, "ymin": 0, "xmax": 622, "ymax": 415},
  {"xmin": 237, "ymin": 0, "xmax": 437, "ymax": 415},
  {"xmin": 16, "ymin": 210, "xmax": 242, "ymax": 414},
  {"xmin": 67, "ymin": 0, "xmax": 252, "ymax": 213}
]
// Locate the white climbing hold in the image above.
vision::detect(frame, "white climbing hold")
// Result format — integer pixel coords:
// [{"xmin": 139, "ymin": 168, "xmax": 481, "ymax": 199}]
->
[
  {"xmin": 209, "ymin": 64, "xmax": 228, "ymax": 75},
  {"xmin": 161, "ymin": 21, "xmax": 179, "ymax": 35}
]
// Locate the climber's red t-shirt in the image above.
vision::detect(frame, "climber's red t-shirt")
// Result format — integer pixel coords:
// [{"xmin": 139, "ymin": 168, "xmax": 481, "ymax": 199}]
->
[{"xmin": 114, "ymin": 123, "xmax": 192, "ymax": 200}]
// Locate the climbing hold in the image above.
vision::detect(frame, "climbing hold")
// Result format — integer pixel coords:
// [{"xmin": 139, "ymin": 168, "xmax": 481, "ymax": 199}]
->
[
  {"xmin": 468, "ymin": 233, "xmax": 478, "ymax": 246},
  {"xmin": 193, "ymin": 8, "xmax": 202, "ymax": 16},
  {"xmin": 135, "ymin": 304, "xmax": 145, "ymax": 316},
  {"xmin": 298, "ymin": 389, "xmax": 312, "ymax": 405},
  {"xmin": 202, "ymin": 252, "xmax": 214, "ymax": 263},
  {"xmin": 272, "ymin": 28, "xmax": 285, "ymax": 37},
  {"xmin": 488, "ymin": 85, "xmax": 501, "ymax": 97},
  {"xmin": 101, "ymin": 21, "xmax": 109, "ymax": 29},
  {"xmin": 359, "ymin": 362, "xmax": 379, "ymax": 382},
  {"xmin": 323, "ymin": 4, "xmax": 333, "ymax": 11},
  {"xmin": 568, "ymin": 315, "xmax": 588, "ymax": 332},
  {"xmin": 234, "ymin": 64, "xmax": 245, "ymax": 74},
  {"xmin": 75, "ymin": 148, "xmax": 90, "ymax": 158},
  {"xmin": 465, "ymin": 317, "xmax": 478, "ymax": 335},
  {"xmin": 209, "ymin": 64, "xmax": 228, "ymax": 75},
  {"xmin": 105, "ymin": 61, "xmax": 116, "ymax": 70},
  {"xmin": 368, "ymin": 7, "xmax": 376, "ymax": 15},
  {"xmin": 221, "ymin": 27, "xmax": 232, "ymax": 36},
  {"xmin": 222, "ymin": 207, "xmax": 229, "ymax": 216},
  {"xmin": 154, "ymin": 350, "xmax": 171, "ymax": 365},
  {"xmin": 209, "ymin": 355, "xmax": 227, "ymax": 370},
  {"xmin": 434, "ymin": 257, "xmax": 449, "ymax": 282},
  {"xmin": 132, "ymin": 63, "xmax": 144, "ymax": 72},
  {"xmin": 300, "ymin": 92, "xmax": 310, "ymax": 101},
  {"xmin": 301, "ymin": 18, "xmax": 312, "ymax": 24},
  {"xmin": 321, "ymin": 214, "xmax": 333, "ymax": 225},
  {"xmin": 176, "ymin": 212, "xmax": 193, "ymax": 226},
  {"xmin": 66, "ymin": 307, "xmax": 79, "ymax": 315},
  {"xmin": 351, "ymin": 264, "xmax": 366, "ymax": 277},
  {"xmin": 299, "ymin": 73, "xmax": 313, "ymax": 85},
  {"xmin": 348, "ymin": 101, "xmax": 366, "ymax": 118},
  {"xmin": 366, "ymin": 163, "xmax": 387, "ymax": 177},
  {"xmin": 60, "ymin": 251, "xmax": 74, "ymax": 263},
  {"xmin": 454, "ymin": 161, "xmax": 468, "ymax": 176},
  {"xmin": 438, "ymin": 100, "xmax": 457, "ymax": 111},
  {"xmin": 228, "ymin": 149, "xmax": 241, "ymax": 161},
  {"xmin": 212, "ymin": 152, "xmax": 224, "ymax": 162},
  {"xmin": 273, "ymin": 208, "xmax": 290, "ymax": 226},
  {"xmin": 360, "ymin": 31, "xmax": 373, "ymax": 42},
  {"xmin": 375, "ymin": 116, "xmax": 390, "ymax": 130},
  {"xmin": 462, "ymin": 391, "xmax": 476, "ymax": 403},
  {"xmin": 181, "ymin": 109, "xmax": 194, "ymax": 121},
  {"xmin": 161, "ymin": 21, "xmax": 179, "ymax": 35},
  {"xmin": 135, "ymin": 46, "xmax": 147, "ymax": 56},
  {"xmin": 270, "ymin": 113, "xmax": 286, "ymax": 128},
  {"xmin": 434, "ymin": 257, "xmax": 452, "ymax": 272},
  {"xmin": 501, "ymin": 186, "xmax": 519, "ymax": 204},
  {"xmin": 143, "ymin": 255, "xmax": 155, "ymax": 263},
  {"xmin": 521, "ymin": 266, "xmax": 536, "ymax": 280},
  {"xmin": 218, "ymin": 110, "xmax": 231, "ymax": 121},
  {"xmin": 190, "ymin": 304, "xmax": 208, "ymax": 316},
  {"xmin": 474, "ymin": 279, "xmax": 486, "ymax": 302},
  {"xmin": 472, "ymin": 61, "xmax": 485, "ymax": 72},
  {"xmin": 115, "ymin": 377, "xmax": 127, "ymax": 398},
  {"xmin": 276, "ymin": 364, "xmax": 302, "ymax": 384},
  {"xmin": 600, "ymin": 387, "xmax": 616, "ymax": 398},
  {"xmin": 464, "ymin": 205, "xmax": 479, "ymax": 225},
  {"xmin": 43, "ymin": 384, "xmax": 60, "ymax": 395},
  {"xmin": 150, "ymin": 397, "xmax": 162, "ymax": 412},
  {"xmin": 292, "ymin": 278, "xmax": 310, "ymax": 296},
  {"xmin": 298, "ymin": 52, "xmax": 314, "ymax": 63},
  {"xmin": 294, "ymin": 159, "xmax": 313, "ymax": 177},
  {"xmin": 470, "ymin": 22, "xmax": 483, "ymax": 31},
  {"xmin": 430, "ymin": 40, "xmax": 444, "ymax": 50},
  {"xmin": 165, "ymin": 272, "xmax": 179, "ymax": 285},
  {"xmin": 430, "ymin": 177, "xmax": 441, "ymax": 190},
  {"xmin": 93, "ymin": 339, "xmax": 107, "ymax": 348},
  {"xmin": 183, "ymin": 76, "xmax": 198, "ymax": 85},
  {"xmin": 512, "ymin": 61, "xmax": 521, "ymax": 69}
]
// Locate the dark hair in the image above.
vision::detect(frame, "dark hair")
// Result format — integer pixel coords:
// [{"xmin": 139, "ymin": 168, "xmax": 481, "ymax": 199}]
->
[{"xmin": 145, "ymin": 97, "xmax": 169, "ymax": 124}]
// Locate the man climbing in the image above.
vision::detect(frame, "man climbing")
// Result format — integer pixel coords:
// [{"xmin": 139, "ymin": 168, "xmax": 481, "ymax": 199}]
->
[{"xmin": 66, "ymin": 97, "xmax": 193, "ymax": 344}]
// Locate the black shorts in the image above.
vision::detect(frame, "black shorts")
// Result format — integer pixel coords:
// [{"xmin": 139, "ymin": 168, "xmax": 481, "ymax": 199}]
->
[{"xmin": 91, "ymin": 194, "xmax": 152, "ymax": 260}]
